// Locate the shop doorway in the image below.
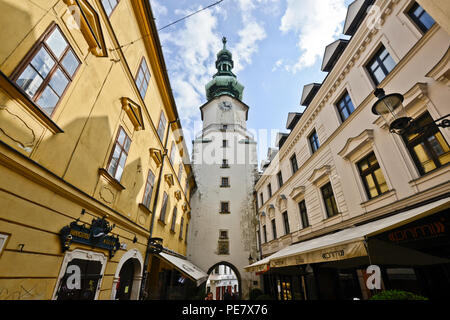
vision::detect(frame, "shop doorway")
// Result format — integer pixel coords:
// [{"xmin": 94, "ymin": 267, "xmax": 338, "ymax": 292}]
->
[
  {"xmin": 116, "ymin": 259, "xmax": 135, "ymax": 300},
  {"xmin": 206, "ymin": 262, "xmax": 241, "ymax": 300},
  {"xmin": 56, "ymin": 258, "xmax": 103, "ymax": 300}
]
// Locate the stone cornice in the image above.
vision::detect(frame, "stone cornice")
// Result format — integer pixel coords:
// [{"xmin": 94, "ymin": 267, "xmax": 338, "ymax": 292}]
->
[{"xmin": 338, "ymin": 129, "xmax": 374, "ymax": 160}]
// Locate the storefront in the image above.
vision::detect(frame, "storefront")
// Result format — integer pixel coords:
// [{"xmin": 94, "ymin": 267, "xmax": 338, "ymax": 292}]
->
[
  {"xmin": 145, "ymin": 251, "xmax": 208, "ymax": 300},
  {"xmin": 246, "ymin": 197, "xmax": 450, "ymax": 300}
]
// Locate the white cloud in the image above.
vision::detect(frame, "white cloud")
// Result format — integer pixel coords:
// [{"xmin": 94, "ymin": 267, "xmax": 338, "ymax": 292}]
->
[
  {"xmin": 150, "ymin": 0, "xmax": 168, "ymax": 20},
  {"xmin": 159, "ymin": 7, "xmax": 221, "ymax": 130},
  {"xmin": 279, "ymin": 0, "xmax": 347, "ymax": 73},
  {"xmin": 233, "ymin": 20, "xmax": 266, "ymax": 72}
]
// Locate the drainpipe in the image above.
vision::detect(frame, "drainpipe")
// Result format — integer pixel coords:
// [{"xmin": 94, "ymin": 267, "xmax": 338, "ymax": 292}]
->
[{"xmin": 139, "ymin": 119, "xmax": 179, "ymax": 300}]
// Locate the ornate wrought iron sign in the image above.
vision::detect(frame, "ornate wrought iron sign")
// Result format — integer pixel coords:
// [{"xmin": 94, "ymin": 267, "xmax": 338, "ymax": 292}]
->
[{"xmin": 60, "ymin": 216, "xmax": 120, "ymax": 258}]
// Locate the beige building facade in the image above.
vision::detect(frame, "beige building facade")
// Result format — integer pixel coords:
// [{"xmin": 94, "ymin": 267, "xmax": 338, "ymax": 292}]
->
[{"xmin": 249, "ymin": 0, "xmax": 450, "ymax": 300}]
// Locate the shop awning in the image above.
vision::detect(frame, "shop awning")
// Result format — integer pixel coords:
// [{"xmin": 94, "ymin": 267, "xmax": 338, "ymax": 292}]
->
[
  {"xmin": 245, "ymin": 197, "xmax": 450, "ymax": 271},
  {"xmin": 158, "ymin": 252, "xmax": 208, "ymax": 286}
]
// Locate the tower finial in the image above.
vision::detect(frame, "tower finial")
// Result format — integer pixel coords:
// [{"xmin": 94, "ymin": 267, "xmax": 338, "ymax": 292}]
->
[{"xmin": 222, "ymin": 36, "xmax": 227, "ymax": 49}]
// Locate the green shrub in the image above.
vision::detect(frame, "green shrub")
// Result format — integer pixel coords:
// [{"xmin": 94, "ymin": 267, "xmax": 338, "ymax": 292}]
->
[
  {"xmin": 249, "ymin": 288, "xmax": 263, "ymax": 300},
  {"xmin": 369, "ymin": 290, "xmax": 428, "ymax": 300},
  {"xmin": 255, "ymin": 294, "xmax": 274, "ymax": 300}
]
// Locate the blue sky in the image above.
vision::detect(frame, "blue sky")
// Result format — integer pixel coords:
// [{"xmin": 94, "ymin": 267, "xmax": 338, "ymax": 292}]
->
[{"xmin": 149, "ymin": 0, "xmax": 354, "ymax": 160}]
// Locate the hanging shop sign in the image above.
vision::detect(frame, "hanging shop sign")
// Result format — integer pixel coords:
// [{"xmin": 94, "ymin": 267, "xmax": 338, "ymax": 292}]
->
[{"xmin": 60, "ymin": 216, "xmax": 120, "ymax": 258}]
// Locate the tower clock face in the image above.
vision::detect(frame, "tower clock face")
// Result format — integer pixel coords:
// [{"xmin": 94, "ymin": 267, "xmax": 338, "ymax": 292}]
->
[{"xmin": 219, "ymin": 101, "xmax": 232, "ymax": 111}]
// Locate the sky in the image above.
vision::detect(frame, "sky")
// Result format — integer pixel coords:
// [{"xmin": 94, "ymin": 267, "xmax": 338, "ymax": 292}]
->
[{"xmin": 149, "ymin": 0, "xmax": 354, "ymax": 163}]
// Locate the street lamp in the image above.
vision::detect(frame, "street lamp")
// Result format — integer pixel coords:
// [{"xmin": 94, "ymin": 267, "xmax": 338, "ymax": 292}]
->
[
  {"xmin": 372, "ymin": 88, "xmax": 450, "ymax": 135},
  {"xmin": 147, "ymin": 237, "xmax": 163, "ymax": 254},
  {"xmin": 371, "ymin": 88, "xmax": 410, "ymax": 134}
]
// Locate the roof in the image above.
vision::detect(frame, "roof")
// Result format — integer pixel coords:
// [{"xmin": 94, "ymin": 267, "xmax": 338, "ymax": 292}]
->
[
  {"xmin": 343, "ymin": 0, "xmax": 375, "ymax": 36},
  {"xmin": 286, "ymin": 112, "xmax": 303, "ymax": 130},
  {"xmin": 321, "ymin": 39, "xmax": 349, "ymax": 72},
  {"xmin": 300, "ymin": 83, "xmax": 321, "ymax": 106}
]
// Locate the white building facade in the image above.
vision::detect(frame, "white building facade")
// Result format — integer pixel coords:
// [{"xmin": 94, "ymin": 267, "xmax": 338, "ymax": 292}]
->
[
  {"xmin": 248, "ymin": 0, "xmax": 450, "ymax": 301},
  {"xmin": 187, "ymin": 38, "xmax": 259, "ymax": 299}
]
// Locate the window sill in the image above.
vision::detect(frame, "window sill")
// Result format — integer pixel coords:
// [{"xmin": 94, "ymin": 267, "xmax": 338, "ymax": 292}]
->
[
  {"xmin": 323, "ymin": 212, "xmax": 342, "ymax": 223},
  {"xmin": 219, "ymin": 212, "xmax": 231, "ymax": 214},
  {"xmin": 408, "ymin": 163, "xmax": 450, "ymax": 188},
  {"xmin": 220, "ymin": 185, "xmax": 230, "ymax": 188},
  {"xmin": 170, "ymin": 229, "xmax": 176, "ymax": 234},
  {"xmin": 138, "ymin": 203, "xmax": 152, "ymax": 215},
  {"xmin": 220, "ymin": 165, "xmax": 230, "ymax": 168},
  {"xmin": 158, "ymin": 219, "xmax": 166, "ymax": 226},
  {"xmin": 98, "ymin": 168, "xmax": 125, "ymax": 191},
  {"xmin": 0, "ymin": 71, "xmax": 64, "ymax": 134},
  {"xmin": 360, "ymin": 189, "xmax": 397, "ymax": 208}
]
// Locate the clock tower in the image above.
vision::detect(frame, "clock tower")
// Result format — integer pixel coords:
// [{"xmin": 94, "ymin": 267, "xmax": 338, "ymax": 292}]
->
[{"xmin": 187, "ymin": 38, "xmax": 259, "ymax": 299}]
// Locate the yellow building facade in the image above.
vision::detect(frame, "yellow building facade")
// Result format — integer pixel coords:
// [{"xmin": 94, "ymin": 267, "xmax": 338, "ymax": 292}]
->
[{"xmin": 0, "ymin": 0, "xmax": 197, "ymax": 300}]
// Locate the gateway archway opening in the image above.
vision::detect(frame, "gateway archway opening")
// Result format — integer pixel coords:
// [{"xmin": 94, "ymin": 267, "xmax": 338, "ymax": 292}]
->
[{"xmin": 206, "ymin": 262, "xmax": 241, "ymax": 300}]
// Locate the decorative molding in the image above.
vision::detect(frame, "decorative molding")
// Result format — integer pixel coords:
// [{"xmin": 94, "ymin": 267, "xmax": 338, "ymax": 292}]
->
[
  {"xmin": 99, "ymin": 185, "xmax": 115, "ymax": 204},
  {"xmin": 164, "ymin": 174, "xmax": 174, "ymax": 187},
  {"xmin": 149, "ymin": 148, "xmax": 163, "ymax": 167},
  {"xmin": 98, "ymin": 168, "xmax": 125, "ymax": 191},
  {"xmin": 121, "ymin": 97, "xmax": 144, "ymax": 131},
  {"xmin": 267, "ymin": 204, "xmax": 275, "ymax": 220},
  {"xmin": 174, "ymin": 190, "xmax": 181, "ymax": 201},
  {"xmin": 0, "ymin": 105, "xmax": 36, "ymax": 151},
  {"xmin": 308, "ymin": 165, "xmax": 331, "ymax": 185},
  {"xmin": 289, "ymin": 186, "xmax": 306, "ymax": 200},
  {"xmin": 426, "ymin": 46, "xmax": 450, "ymax": 86},
  {"xmin": 64, "ymin": 0, "xmax": 108, "ymax": 57},
  {"xmin": 276, "ymin": 194, "xmax": 287, "ymax": 212},
  {"xmin": 402, "ymin": 82, "xmax": 429, "ymax": 109},
  {"xmin": 338, "ymin": 129, "xmax": 374, "ymax": 160}
]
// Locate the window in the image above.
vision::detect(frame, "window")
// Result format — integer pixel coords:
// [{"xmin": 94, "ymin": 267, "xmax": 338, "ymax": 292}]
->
[
  {"xmin": 321, "ymin": 182, "xmax": 339, "ymax": 218},
  {"xmin": 159, "ymin": 192, "xmax": 169, "ymax": 223},
  {"xmin": 271, "ymin": 219, "xmax": 277, "ymax": 240},
  {"xmin": 220, "ymin": 201, "xmax": 230, "ymax": 213},
  {"xmin": 366, "ymin": 45, "xmax": 396, "ymax": 85},
  {"xmin": 135, "ymin": 58, "xmax": 151, "ymax": 99},
  {"xmin": 267, "ymin": 183, "xmax": 272, "ymax": 198},
  {"xmin": 277, "ymin": 171, "xmax": 283, "ymax": 188},
  {"xmin": 298, "ymin": 200, "xmax": 309, "ymax": 228},
  {"xmin": 290, "ymin": 154, "xmax": 298, "ymax": 174},
  {"xmin": 408, "ymin": 2, "xmax": 435, "ymax": 33},
  {"xmin": 309, "ymin": 130, "xmax": 320, "ymax": 154},
  {"xmin": 170, "ymin": 143, "xmax": 176, "ymax": 164},
  {"xmin": 336, "ymin": 92, "xmax": 355, "ymax": 122},
  {"xmin": 221, "ymin": 177, "xmax": 230, "ymax": 187},
  {"xmin": 220, "ymin": 230, "xmax": 228, "ymax": 239},
  {"xmin": 221, "ymin": 159, "xmax": 229, "ymax": 168},
  {"xmin": 14, "ymin": 24, "xmax": 80, "ymax": 116},
  {"xmin": 282, "ymin": 212, "xmax": 290, "ymax": 235},
  {"xmin": 185, "ymin": 224, "xmax": 188, "ymax": 243},
  {"xmin": 260, "ymin": 193, "xmax": 264, "ymax": 206},
  {"xmin": 170, "ymin": 207, "xmax": 177, "ymax": 232},
  {"xmin": 157, "ymin": 112, "xmax": 167, "ymax": 142},
  {"xmin": 101, "ymin": 0, "xmax": 120, "ymax": 16},
  {"xmin": 142, "ymin": 170, "xmax": 155, "ymax": 208},
  {"xmin": 357, "ymin": 152, "xmax": 389, "ymax": 199},
  {"xmin": 222, "ymin": 124, "xmax": 228, "ymax": 131},
  {"xmin": 179, "ymin": 217, "xmax": 184, "ymax": 239},
  {"xmin": 178, "ymin": 163, "xmax": 183, "ymax": 179},
  {"xmin": 107, "ymin": 127, "xmax": 131, "ymax": 181},
  {"xmin": 402, "ymin": 112, "xmax": 450, "ymax": 175},
  {"xmin": 222, "ymin": 140, "xmax": 228, "ymax": 148},
  {"xmin": 262, "ymin": 225, "xmax": 267, "ymax": 243}
]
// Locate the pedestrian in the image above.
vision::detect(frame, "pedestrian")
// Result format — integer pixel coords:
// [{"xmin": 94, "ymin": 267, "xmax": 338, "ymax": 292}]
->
[
  {"xmin": 204, "ymin": 292, "xmax": 214, "ymax": 300},
  {"xmin": 223, "ymin": 288, "xmax": 232, "ymax": 300}
]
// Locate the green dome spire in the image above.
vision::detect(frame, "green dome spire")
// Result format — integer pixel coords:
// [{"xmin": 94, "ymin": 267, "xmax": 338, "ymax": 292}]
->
[{"xmin": 205, "ymin": 37, "xmax": 244, "ymax": 101}]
